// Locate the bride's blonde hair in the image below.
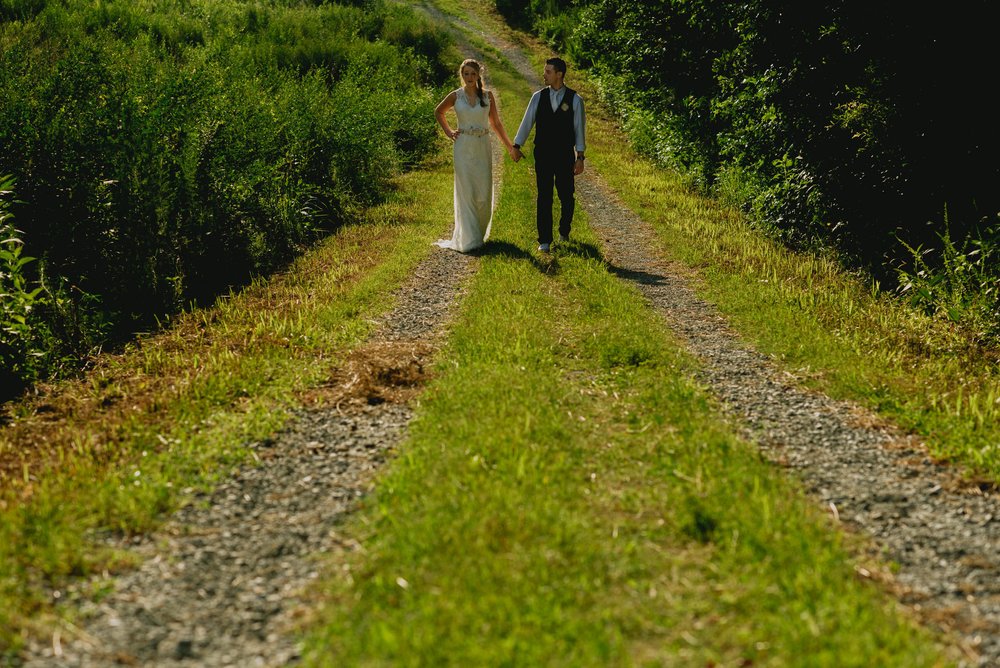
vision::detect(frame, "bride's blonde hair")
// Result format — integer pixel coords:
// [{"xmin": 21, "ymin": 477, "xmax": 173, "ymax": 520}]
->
[{"xmin": 459, "ymin": 58, "xmax": 487, "ymax": 107}]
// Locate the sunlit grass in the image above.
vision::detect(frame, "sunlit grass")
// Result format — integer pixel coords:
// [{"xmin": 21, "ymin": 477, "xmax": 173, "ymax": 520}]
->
[
  {"xmin": 0, "ymin": 0, "xmax": 983, "ymax": 663},
  {"xmin": 302, "ymin": 60, "xmax": 949, "ymax": 663}
]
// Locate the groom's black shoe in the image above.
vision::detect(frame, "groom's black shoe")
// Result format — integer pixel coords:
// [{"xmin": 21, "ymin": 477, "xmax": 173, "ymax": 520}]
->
[{"xmin": 538, "ymin": 243, "xmax": 551, "ymax": 252}]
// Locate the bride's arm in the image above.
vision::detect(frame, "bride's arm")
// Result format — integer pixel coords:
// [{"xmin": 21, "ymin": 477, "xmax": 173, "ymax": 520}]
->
[
  {"xmin": 435, "ymin": 91, "xmax": 459, "ymax": 140},
  {"xmin": 487, "ymin": 91, "xmax": 516, "ymax": 157}
]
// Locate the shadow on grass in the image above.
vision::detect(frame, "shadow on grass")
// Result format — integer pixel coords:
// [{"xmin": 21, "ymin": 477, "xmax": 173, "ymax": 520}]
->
[
  {"xmin": 474, "ymin": 239, "xmax": 667, "ymax": 286},
  {"xmin": 555, "ymin": 239, "xmax": 668, "ymax": 287},
  {"xmin": 475, "ymin": 240, "xmax": 557, "ymax": 274}
]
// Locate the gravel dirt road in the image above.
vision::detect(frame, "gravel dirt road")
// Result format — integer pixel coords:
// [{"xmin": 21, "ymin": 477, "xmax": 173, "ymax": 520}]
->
[{"xmin": 18, "ymin": 5, "xmax": 998, "ymax": 666}]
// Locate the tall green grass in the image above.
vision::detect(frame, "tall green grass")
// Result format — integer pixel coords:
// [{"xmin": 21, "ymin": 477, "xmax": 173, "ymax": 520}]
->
[
  {"xmin": 0, "ymin": 0, "xmax": 452, "ymax": 398},
  {"xmin": 896, "ymin": 219, "xmax": 1000, "ymax": 345}
]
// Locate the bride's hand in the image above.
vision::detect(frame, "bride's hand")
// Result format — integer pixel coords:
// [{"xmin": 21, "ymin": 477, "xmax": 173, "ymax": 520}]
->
[{"xmin": 447, "ymin": 129, "xmax": 461, "ymax": 140}]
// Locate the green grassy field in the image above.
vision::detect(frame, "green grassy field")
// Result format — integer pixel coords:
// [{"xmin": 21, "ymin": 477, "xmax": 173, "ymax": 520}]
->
[
  {"xmin": 297, "ymin": 14, "xmax": 952, "ymax": 665},
  {"xmin": 1, "ymin": 1, "xmax": 990, "ymax": 664}
]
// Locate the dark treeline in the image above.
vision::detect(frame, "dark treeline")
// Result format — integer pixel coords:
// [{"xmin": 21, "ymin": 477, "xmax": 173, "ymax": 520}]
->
[
  {"xmin": 499, "ymin": 0, "xmax": 999, "ymax": 344},
  {"xmin": 0, "ymin": 0, "xmax": 452, "ymax": 399}
]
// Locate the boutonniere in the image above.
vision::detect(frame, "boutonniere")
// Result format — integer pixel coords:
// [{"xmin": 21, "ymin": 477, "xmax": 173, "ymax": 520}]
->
[{"xmin": 560, "ymin": 102, "xmax": 570, "ymax": 112}]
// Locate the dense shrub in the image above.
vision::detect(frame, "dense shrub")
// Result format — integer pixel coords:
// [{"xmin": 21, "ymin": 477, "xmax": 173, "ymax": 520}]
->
[
  {"xmin": 496, "ymin": 0, "xmax": 578, "ymax": 52},
  {"xmin": 0, "ymin": 0, "xmax": 451, "ymax": 399}
]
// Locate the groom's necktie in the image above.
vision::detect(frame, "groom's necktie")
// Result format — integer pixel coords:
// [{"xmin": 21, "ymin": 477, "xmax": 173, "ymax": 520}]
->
[{"xmin": 550, "ymin": 88, "xmax": 564, "ymax": 112}]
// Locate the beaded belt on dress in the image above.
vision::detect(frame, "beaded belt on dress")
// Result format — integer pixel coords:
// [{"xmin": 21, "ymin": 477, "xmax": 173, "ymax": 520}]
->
[{"xmin": 460, "ymin": 126, "xmax": 490, "ymax": 137}]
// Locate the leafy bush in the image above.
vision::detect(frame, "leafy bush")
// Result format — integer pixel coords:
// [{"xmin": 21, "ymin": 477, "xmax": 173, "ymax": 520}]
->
[
  {"xmin": 495, "ymin": 0, "xmax": 576, "ymax": 41},
  {"xmin": 0, "ymin": 0, "xmax": 46, "ymax": 21},
  {"xmin": 0, "ymin": 0, "xmax": 449, "ymax": 400},
  {"xmin": 0, "ymin": 176, "xmax": 46, "ymax": 394}
]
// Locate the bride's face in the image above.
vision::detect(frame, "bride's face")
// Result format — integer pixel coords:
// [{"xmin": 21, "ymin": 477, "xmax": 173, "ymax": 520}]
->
[{"xmin": 461, "ymin": 66, "xmax": 479, "ymax": 86}]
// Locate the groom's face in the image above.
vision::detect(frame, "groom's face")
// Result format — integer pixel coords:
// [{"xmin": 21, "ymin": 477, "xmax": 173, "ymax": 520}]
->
[{"xmin": 543, "ymin": 64, "xmax": 563, "ymax": 88}]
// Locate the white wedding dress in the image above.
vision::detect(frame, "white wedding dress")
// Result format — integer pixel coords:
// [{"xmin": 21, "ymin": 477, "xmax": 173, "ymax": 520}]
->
[{"xmin": 434, "ymin": 89, "xmax": 493, "ymax": 252}]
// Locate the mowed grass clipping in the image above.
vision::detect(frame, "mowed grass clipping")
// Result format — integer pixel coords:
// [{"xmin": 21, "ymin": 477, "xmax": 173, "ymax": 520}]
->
[
  {"xmin": 0, "ymin": 155, "xmax": 456, "ymax": 655},
  {"xmin": 302, "ymin": 110, "xmax": 949, "ymax": 665}
]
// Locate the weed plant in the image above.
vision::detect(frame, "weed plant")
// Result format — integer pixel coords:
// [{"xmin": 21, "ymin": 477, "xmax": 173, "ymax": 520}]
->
[
  {"xmin": 0, "ymin": 176, "xmax": 50, "ymax": 394},
  {"xmin": 896, "ymin": 220, "xmax": 1000, "ymax": 345}
]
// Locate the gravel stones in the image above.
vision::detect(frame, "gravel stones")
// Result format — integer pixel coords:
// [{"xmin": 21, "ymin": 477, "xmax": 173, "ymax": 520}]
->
[{"xmin": 22, "ymin": 405, "xmax": 414, "ymax": 667}]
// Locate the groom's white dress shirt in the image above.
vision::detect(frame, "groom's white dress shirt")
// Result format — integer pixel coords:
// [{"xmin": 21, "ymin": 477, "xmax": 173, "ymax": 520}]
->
[{"xmin": 513, "ymin": 86, "xmax": 586, "ymax": 153}]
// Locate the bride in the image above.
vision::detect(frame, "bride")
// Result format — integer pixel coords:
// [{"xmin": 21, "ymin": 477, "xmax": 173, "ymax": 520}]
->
[{"xmin": 433, "ymin": 58, "xmax": 517, "ymax": 252}]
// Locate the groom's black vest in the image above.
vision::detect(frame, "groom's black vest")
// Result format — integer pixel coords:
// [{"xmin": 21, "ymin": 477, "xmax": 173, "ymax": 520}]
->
[{"xmin": 534, "ymin": 87, "xmax": 576, "ymax": 157}]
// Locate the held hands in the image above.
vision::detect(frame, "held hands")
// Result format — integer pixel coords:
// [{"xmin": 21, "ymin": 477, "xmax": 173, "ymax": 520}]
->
[{"xmin": 503, "ymin": 146, "xmax": 582, "ymax": 170}]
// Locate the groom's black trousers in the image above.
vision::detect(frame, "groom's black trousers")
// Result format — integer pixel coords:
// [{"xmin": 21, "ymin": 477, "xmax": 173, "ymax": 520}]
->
[{"xmin": 534, "ymin": 147, "xmax": 575, "ymax": 245}]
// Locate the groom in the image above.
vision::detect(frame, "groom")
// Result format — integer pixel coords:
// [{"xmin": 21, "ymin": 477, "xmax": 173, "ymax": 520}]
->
[{"xmin": 511, "ymin": 57, "xmax": 586, "ymax": 252}]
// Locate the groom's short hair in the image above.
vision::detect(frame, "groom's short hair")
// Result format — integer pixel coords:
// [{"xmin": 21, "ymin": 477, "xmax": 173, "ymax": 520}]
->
[{"xmin": 546, "ymin": 57, "xmax": 567, "ymax": 75}]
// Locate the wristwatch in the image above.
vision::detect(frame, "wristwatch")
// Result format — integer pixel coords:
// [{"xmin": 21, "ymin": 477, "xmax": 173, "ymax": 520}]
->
[
  {"xmin": 513, "ymin": 144, "xmax": 521, "ymax": 150},
  {"xmin": 576, "ymin": 154, "xmax": 585, "ymax": 161}
]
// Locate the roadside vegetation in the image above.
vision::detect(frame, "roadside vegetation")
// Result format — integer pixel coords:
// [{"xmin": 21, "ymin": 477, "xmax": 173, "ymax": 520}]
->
[
  {"xmin": 492, "ymin": 0, "xmax": 1000, "ymax": 382},
  {"xmin": 0, "ymin": 0, "xmax": 451, "ymax": 399},
  {"xmin": 0, "ymin": 148, "xmax": 456, "ymax": 657},
  {"xmin": 588, "ymin": 122, "xmax": 1000, "ymax": 482}
]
